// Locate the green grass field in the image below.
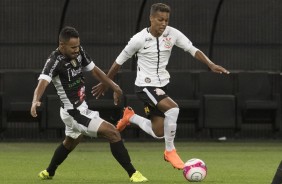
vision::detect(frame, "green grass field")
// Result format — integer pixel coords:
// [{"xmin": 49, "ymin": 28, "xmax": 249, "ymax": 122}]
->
[{"xmin": 0, "ymin": 141, "xmax": 282, "ymax": 184}]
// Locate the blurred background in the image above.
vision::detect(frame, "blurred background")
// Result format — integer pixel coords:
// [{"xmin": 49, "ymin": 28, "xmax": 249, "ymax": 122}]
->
[{"xmin": 0, "ymin": 0, "xmax": 281, "ymax": 141}]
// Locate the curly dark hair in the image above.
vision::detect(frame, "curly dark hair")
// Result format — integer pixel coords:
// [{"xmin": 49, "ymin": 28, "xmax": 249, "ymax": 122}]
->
[{"xmin": 59, "ymin": 26, "xmax": 79, "ymax": 42}]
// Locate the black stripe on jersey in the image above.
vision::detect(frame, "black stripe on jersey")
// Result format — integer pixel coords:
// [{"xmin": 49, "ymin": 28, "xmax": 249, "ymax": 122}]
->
[
  {"xmin": 156, "ymin": 38, "xmax": 161, "ymax": 84},
  {"xmin": 42, "ymin": 50, "xmax": 62, "ymax": 78},
  {"xmin": 67, "ymin": 109, "xmax": 91, "ymax": 127},
  {"xmin": 79, "ymin": 46, "xmax": 93, "ymax": 67}
]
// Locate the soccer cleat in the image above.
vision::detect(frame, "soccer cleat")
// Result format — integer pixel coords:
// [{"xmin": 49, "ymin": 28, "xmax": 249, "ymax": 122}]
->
[
  {"xmin": 38, "ymin": 170, "xmax": 53, "ymax": 180},
  {"xmin": 164, "ymin": 149, "xmax": 185, "ymax": 170},
  {"xmin": 130, "ymin": 171, "xmax": 149, "ymax": 182},
  {"xmin": 116, "ymin": 106, "xmax": 135, "ymax": 132}
]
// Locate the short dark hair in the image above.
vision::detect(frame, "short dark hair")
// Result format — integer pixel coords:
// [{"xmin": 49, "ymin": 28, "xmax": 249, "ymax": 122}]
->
[
  {"xmin": 59, "ymin": 26, "xmax": 79, "ymax": 42},
  {"xmin": 150, "ymin": 3, "xmax": 171, "ymax": 16}
]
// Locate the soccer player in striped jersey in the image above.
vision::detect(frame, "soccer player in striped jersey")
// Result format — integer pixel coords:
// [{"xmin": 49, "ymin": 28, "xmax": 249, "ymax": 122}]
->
[{"xmin": 31, "ymin": 26, "xmax": 148, "ymax": 182}]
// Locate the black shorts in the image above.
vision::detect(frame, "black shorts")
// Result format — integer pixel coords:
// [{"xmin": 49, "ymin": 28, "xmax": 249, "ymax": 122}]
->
[{"xmin": 135, "ymin": 86, "xmax": 168, "ymax": 118}]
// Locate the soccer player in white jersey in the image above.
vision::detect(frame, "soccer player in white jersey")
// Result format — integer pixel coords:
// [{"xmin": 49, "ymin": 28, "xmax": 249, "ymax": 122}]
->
[
  {"xmin": 93, "ymin": 3, "xmax": 229, "ymax": 170},
  {"xmin": 30, "ymin": 26, "xmax": 148, "ymax": 182}
]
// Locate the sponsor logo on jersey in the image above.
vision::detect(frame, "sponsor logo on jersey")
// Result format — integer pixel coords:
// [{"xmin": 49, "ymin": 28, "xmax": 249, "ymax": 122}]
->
[
  {"xmin": 145, "ymin": 37, "xmax": 152, "ymax": 41},
  {"xmin": 70, "ymin": 68, "xmax": 81, "ymax": 77},
  {"xmin": 68, "ymin": 78, "xmax": 81, "ymax": 89},
  {"xmin": 67, "ymin": 68, "xmax": 82, "ymax": 81},
  {"xmin": 163, "ymin": 33, "xmax": 169, "ymax": 37},
  {"xmin": 78, "ymin": 86, "xmax": 85, "ymax": 102},
  {"xmin": 42, "ymin": 58, "xmax": 51, "ymax": 75},
  {"xmin": 144, "ymin": 106, "xmax": 150, "ymax": 115},
  {"xmin": 49, "ymin": 59, "xmax": 59, "ymax": 77}
]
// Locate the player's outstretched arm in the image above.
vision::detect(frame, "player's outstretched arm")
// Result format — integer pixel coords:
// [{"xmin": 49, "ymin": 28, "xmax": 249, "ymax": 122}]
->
[
  {"xmin": 91, "ymin": 65, "xmax": 123, "ymax": 105},
  {"xmin": 92, "ymin": 61, "xmax": 121, "ymax": 99},
  {"xmin": 30, "ymin": 79, "xmax": 49, "ymax": 117},
  {"xmin": 194, "ymin": 50, "xmax": 230, "ymax": 74}
]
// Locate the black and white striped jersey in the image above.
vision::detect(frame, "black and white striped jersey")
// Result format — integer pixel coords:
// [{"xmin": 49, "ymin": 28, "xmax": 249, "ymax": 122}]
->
[
  {"xmin": 39, "ymin": 46, "xmax": 95, "ymax": 110},
  {"xmin": 116, "ymin": 26, "xmax": 199, "ymax": 87}
]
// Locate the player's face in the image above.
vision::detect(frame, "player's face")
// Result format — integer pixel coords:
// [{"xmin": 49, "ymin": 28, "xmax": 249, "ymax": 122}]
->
[
  {"xmin": 60, "ymin": 37, "xmax": 80, "ymax": 59},
  {"xmin": 150, "ymin": 11, "xmax": 169, "ymax": 37}
]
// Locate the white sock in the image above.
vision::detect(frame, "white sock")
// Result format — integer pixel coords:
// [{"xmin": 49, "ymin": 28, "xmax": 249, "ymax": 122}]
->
[
  {"xmin": 164, "ymin": 107, "xmax": 179, "ymax": 151},
  {"xmin": 129, "ymin": 114, "xmax": 163, "ymax": 139}
]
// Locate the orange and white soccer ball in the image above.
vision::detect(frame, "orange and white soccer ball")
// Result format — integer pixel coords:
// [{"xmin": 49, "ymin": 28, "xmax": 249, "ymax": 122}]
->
[{"xmin": 183, "ymin": 158, "xmax": 207, "ymax": 182}]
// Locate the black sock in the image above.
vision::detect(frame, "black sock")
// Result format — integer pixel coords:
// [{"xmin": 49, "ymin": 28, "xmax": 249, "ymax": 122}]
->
[
  {"xmin": 46, "ymin": 143, "xmax": 71, "ymax": 176},
  {"xmin": 110, "ymin": 140, "xmax": 136, "ymax": 177},
  {"xmin": 272, "ymin": 161, "xmax": 282, "ymax": 184}
]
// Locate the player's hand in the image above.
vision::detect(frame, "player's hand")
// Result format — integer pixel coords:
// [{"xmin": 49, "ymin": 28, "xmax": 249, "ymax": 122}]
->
[
  {"xmin": 113, "ymin": 85, "xmax": 123, "ymax": 105},
  {"xmin": 92, "ymin": 83, "xmax": 108, "ymax": 99},
  {"xmin": 30, "ymin": 101, "xmax": 41, "ymax": 117},
  {"xmin": 209, "ymin": 64, "xmax": 230, "ymax": 74}
]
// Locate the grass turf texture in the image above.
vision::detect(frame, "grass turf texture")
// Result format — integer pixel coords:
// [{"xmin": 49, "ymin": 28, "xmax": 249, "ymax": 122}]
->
[{"xmin": 0, "ymin": 141, "xmax": 281, "ymax": 183}]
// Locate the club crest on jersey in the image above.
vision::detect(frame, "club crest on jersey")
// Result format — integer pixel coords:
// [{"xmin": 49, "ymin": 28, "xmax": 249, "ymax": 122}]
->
[
  {"xmin": 70, "ymin": 59, "xmax": 77, "ymax": 67},
  {"xmin": 163, "ymin": 37, "xmax": 172, "ymax": 48},
  {"xmin": 77, "ymin": 55, "xmax": 82, "ymax": 62},
  {"xmin": 145, "ymin": 77, "xmax": 151, "ymax": 83}
]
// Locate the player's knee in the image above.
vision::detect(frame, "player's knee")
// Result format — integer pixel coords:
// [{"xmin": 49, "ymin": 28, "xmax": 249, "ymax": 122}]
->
[
  {"xmin": 63, "ymin": 135, "xmax": 82, "ymax": 151},
  {"xmin": 97, "ymin": 121, "xmax": 121, "ymax": 142},
  {"xmin": 154, "ymin": 129, "xmax": 164, "ymax": 137},
  {"xmin": 168, "ymin": 107, "xmax": 179, "ymax": 115},
  {"xmin": 165, "ymin": 107, "xmax": 179, "ymax": 120},
  {"xmin": 104, "ymin": 127, "xmax": 121, "ymax": 143}
]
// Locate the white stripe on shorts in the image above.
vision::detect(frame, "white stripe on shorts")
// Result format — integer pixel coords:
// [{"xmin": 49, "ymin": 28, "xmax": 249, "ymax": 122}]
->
[
  {"xmin": 143, "ymin": 88, "xmax": 158, "ymax": 105},
  {"xmin": 60, "ymin": 103, "xmax": 104, "ymax": 139}
]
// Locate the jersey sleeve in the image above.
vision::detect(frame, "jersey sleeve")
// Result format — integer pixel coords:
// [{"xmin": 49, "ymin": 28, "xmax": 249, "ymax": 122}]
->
[
  {"xmin": 116, "ymin": 34, "xmax": 143, "ymax": 65},
  {"xmin": 174, "ymin": 28, "xmax": 199, "ymax": 57},
  {"xmin": 38, "ymin": 57, "xmax": 60, "ymax": 83},
  {"xmin": 80, "ymin": 46, "xmax": 95, "ymax": 71}
]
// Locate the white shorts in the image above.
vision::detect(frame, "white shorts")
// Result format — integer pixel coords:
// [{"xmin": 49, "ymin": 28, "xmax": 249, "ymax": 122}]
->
[{"xmin": 60, "ymin": 102, "xmax": 104, "ymax": 139}]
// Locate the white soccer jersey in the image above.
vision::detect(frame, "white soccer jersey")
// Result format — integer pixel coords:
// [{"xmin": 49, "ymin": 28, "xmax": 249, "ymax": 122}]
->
[{"xmin": 116, "ymin": 26, "xmax": 198, "ymax": 87}]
